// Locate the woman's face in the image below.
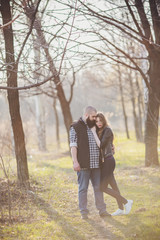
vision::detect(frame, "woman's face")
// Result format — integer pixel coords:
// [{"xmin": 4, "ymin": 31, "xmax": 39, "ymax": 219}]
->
[{"xmin": 96, "ymin": 117, "xmax": 103, "ymax": 129}]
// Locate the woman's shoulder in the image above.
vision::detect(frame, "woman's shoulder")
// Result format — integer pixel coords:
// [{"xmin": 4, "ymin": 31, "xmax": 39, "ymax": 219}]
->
[
  {"xmin": 103, "ymin": 126, "xmax": 112, "ymax": 132},
  {"xmin": 102, "ymin": 126, "xmax": 113, "ymax": 136}
]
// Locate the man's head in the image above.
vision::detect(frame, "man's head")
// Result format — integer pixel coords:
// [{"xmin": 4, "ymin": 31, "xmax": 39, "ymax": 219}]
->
[{"xmin": 83, "ymin": 106, "xmax": 97, "ymax": 128}]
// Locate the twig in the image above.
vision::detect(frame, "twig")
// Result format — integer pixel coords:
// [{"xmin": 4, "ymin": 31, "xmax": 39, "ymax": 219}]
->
[
  {"xmin": 0, "ymin": 15, "xmax": 20, "ymax": 29},
  {"xmin": 58, "ymin": 0, "xmax": 78, "ymax": 75},
  {"xmin": 16, "ymin": 0, "xmax": 42, "ymax": 65},
  {"xmin": 0, "ymin": 75, "xmax": 54, "ymax": 90}
]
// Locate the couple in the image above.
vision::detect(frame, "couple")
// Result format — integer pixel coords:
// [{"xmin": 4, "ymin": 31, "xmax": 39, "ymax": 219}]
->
[{"xmin": 70, "ymin": 106, "xmax": 133, "ymax": 219}]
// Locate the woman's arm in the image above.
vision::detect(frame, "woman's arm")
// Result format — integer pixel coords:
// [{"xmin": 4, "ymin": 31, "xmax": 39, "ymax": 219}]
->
[{"xmin": 91, "ymin": 126, "xmax": 100, "ymax": 147}]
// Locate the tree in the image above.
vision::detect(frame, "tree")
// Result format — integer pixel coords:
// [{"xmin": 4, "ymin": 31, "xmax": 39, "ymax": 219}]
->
[
  {"xmin": 0, "ymin": 0, "xmax": 82, "ymax": 156},
  {"xmin": 1, "ymin": 0, "xmax": 29, "ymax": 186},
  {"xmin": 72, "ymin": 0, "xmax": 160, "ymax": 166},
  {"xmin": 23, "ymin": 0, "xmax": 76, "ymax": 139}
]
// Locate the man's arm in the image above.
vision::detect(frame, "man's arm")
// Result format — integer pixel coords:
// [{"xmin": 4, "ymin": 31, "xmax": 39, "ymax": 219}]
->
[
  {"xmin": 71, "ymin": 146, "xmax": 81, "ymax": 171},
  {"xmin": 69, "ymin": 126, "xmax": 81, "ymax": 171}
]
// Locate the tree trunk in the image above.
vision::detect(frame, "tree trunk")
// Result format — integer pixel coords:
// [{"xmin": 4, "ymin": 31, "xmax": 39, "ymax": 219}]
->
[
  {"xmin": 35, "ymin": 95, "xmax": 47, "ymax": 151},
  {"xmin": 117, "ymin": 66, "xmax": 130, "ymax": 139},
  {"xmin": 145, "ymin": 93, "xmax": 159, "ymax": 166},
  {"xmin": 145, "ymin": 53, "xmax": 160, "ymax": 166},
  {"xmin": 33, "ymin": 37, "xmax": 47, "ymax": 151},
  {"xmin": 53, "ymin": 98, "xmax": 60, "ymax": 148},
  {"xmin": 128, "ymin": 70, "xmax": 142, "ymax": 142},
  {"xmin": 135, "ymin": 73, "xmax": 144, "ymax": 142},
  {"xmin": 55, "ymin": 78, "xmax": 73, "ymax": 135},
  {"xmin": 1, "ymin": 0, "xmax": 29, "ymax": 186}
]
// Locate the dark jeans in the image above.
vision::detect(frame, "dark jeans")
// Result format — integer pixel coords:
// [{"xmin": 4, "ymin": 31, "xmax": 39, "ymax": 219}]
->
[{"xmin": 102, "ymin": 174, "xmax": 127, "ymax": 210}]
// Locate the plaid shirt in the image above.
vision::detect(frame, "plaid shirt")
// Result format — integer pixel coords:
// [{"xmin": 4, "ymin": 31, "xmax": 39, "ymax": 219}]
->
[{"xmin": 70, "ymin": 119, "xmax": 100, "ymax": 168}]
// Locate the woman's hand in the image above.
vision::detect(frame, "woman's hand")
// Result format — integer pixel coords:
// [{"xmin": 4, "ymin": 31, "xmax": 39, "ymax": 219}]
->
[{"xmin": 112, "ymin": 144, "xmax": 115, "ymax": 154}]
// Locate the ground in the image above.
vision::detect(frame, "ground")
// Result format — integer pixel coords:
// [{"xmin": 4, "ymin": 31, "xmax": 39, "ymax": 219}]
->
[{"xmin": 0, "ymin": 136, "xmax": 160, "ymax": 240}]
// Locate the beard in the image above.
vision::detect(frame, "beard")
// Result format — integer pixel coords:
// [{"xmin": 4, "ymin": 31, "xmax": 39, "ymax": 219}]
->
[{"xmin": 86, "ymin": 117, "xmax": 95, "ymax": 128}]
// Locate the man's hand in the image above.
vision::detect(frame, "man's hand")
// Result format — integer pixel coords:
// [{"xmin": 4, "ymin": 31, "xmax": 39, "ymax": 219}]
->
[
  {"xmin": 73, "ymin": 161, "xmax": 81, "ymax": 171},
  {"xmin": 71, "ymin": 147, "xmax": 80, "ymax": 171}
]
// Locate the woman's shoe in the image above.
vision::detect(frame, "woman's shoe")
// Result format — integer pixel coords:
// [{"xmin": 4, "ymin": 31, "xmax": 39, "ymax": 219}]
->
[
  {"xmin": 124, "ymin": 200, "xmax": 133, "ymax": 214},
  {"xmin": 111, "ymin": 209, "xmax": 125, "ymax": 216}
]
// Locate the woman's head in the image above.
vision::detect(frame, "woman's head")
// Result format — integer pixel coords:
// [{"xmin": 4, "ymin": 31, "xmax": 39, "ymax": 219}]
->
[
  {"xmin": 96, "ymin": 112, "xmax": 107, "ymax": 128},
  {"xmin": 96, "ymin": 113, "xmax": 109, "ymax": 136}
]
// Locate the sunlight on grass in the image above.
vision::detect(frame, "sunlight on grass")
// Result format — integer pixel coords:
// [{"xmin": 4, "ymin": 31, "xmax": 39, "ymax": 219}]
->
[
  {"xmin": 1, "ymin": 132, "xmax": 160, "ymax": 240},
  {"xmin": 114, "ymin": 131, "xmax": 145, "ymax": 168}
]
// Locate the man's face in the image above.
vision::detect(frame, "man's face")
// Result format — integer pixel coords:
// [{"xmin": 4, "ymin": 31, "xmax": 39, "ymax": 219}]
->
[
  {"xmin": 86, "ymin": 111, "xmax": 96, "ymax": 128},
  {"xmin": 89, "ymin": 112, "xmax": 97, "ymax": 121}
]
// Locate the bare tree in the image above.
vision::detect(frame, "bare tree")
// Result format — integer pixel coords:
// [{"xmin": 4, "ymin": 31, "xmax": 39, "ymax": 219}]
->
[
  {"xmin": 1, "ymin": 0, "xmax": 29, "ymax": 186},
  {"xmin": 23, "ymin": 0, "xmax": 77, "ymax": 138},
  {"xmin": 0, "ymin": 0, "xmax": 79, "ymax": 141},
  {"xmin": 70, "ymin": 0, "xmax": 160, "ymax": 166}
]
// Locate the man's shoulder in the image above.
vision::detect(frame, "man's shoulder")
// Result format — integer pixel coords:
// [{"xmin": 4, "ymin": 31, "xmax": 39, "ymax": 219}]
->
[
  {"xmin": 70, "ymin": 120, "xmax": 79, "ymax": 128},
  {"xmin": 70, "ymin": 118, "xmax": 86, "ymax": 132},
  {"xmin": 71, "ymin": 118, "xmax": 84, "ymax": 127}
]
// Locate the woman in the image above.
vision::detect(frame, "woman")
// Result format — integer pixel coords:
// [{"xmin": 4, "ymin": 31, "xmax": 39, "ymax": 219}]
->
[{"xmin": 91, "ymin": 112, "xmax": 133, "ymax": 216}]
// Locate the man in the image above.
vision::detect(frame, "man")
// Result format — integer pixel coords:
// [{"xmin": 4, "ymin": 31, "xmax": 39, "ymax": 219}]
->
[{"xmin": 69, "ymin": 106, "xmax": 110, "ymax": 219}]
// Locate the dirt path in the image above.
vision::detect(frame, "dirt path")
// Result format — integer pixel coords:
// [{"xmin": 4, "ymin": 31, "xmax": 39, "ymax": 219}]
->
[{"xmin": 83, "ymin": 185, "xmax": 123, "ymax": 240}]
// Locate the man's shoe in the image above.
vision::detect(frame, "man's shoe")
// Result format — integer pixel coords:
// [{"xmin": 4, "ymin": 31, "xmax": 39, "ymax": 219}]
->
[
  {"xmin": 124, "ymin": 200, "xmax": 133, "ymax": 214},
  {"xmin": 111, "ymin": 209, "xmax": 125, "ymax": 216},
  {"xmin": 81, "ymin": 214, "xmax": 88, "ymax": 219},
  {"xmin": 100, "ymin": 211, "xmax": 111, "ymax": 217}
]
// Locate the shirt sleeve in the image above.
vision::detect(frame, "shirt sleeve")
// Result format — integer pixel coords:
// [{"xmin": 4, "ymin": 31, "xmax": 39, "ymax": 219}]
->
[{"xmin": 69, "ymin": 126, "xmax": 78, "ymax": 148}]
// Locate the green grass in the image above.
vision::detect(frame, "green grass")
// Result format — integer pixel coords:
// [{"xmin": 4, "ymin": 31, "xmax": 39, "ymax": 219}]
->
[{"xmin": 0, "ymin": 133, "xmax": 160, "ymax": 240}]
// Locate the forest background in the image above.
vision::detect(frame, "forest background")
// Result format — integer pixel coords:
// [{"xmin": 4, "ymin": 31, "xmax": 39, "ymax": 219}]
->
[{"xmin": 0, "ymin": 0, "xmax": 160, "ymax": 239}]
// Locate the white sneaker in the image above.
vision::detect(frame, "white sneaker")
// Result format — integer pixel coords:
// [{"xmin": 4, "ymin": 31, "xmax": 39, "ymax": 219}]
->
[
  {"xmin": 124, "ymin": 200, "xmax": 133, "ymax": 214},
  {"xmin": 111, "ymin": 208, "xmax": 125, "ymax": 216}
]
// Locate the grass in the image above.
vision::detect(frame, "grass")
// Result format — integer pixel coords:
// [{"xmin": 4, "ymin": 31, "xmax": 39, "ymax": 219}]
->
[{"xmin": 0, "ymin": 133, "xmax": 160, "ymax": 240}]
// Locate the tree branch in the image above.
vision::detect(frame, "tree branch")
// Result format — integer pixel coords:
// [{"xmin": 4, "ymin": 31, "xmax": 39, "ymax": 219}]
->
[
  {"xmin": 135, "ymin": 0, "xmax": 152, "ymax": 41},
  {"xmin": 149, "ymin": 0, "xmax": 160, "ymax": 44},
  {"xmin": 57, "ymin": 0, "xmax": 78, "ymax": 75},
  {"xmin": 16, "ymin": 0, "xmax": 42, "ymax": 65},
  {"xmin": 124, "ymin": 0, "xmax": 144, "ymax": 37},
  {"xmin": 78, "ymin": 0, "xmax": 142, "ymax": 39},
  {"xmin": 0, "ymin": 14, "xmax": 20, "ymax": 29},
  {"xmin": 0, "ymin": 75, "xmax": 54, "ymax": 90}
]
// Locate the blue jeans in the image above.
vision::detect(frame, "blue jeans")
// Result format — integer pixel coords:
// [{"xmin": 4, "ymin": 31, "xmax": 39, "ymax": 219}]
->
[{"xmin": 77, "ymin": 168, "xmax": 106, "ymax": 215}]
